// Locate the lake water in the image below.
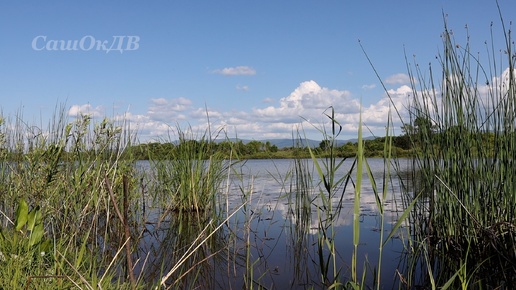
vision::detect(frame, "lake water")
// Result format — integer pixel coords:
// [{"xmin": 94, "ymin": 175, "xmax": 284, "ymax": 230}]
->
[{"xmin": 135, "ymin": 158, "xmax": 412, "ymax": 288}]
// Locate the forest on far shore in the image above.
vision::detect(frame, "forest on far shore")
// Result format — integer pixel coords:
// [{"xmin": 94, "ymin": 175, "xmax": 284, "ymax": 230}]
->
[
  {"xmin": 125, "ymin": 118, "xmax": 503, "ymax": 160},
  {"xmin": 124, "ymin": 134, "xmax": 411, "ymax": 160}
]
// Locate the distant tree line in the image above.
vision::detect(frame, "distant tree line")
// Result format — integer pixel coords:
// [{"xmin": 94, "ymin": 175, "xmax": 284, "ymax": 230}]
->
[
  {"xmin": 3, "ymin": 114, "xmax": 498, "ymax": 160},
  {"xmin": 124, "ymin": 135, "xmax": 416, "ymax": 160},
  {"xmin": 123, "ymin": 115, "xmax": 502, "ymax": 160}
]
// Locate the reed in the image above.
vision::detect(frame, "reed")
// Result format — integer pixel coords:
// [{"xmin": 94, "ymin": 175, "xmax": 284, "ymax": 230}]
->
[
  {"xmin": 358, "ymin": 5, "xmax": 515, "ymax": 286},
  {"xmin": 147, "ymin": 125, "xmax": 249, "ymax": 288},
  {"xmin": 288, "ymin": 148, "xmax": 315, "ymax": 286},
  {"xmin": 304, "ymin": 107, "xmax": 353, "ymax": 288},
  {"xmin": 151, "ymin": 125, "xmax": 229, "ymax": 217},
  {"xmin": 388, "ymin": 11, "xmax": 516, "ymax": 287},
  {"xmin": 0, "ymin": 107, "xmax": 143, "ymax": 288}
]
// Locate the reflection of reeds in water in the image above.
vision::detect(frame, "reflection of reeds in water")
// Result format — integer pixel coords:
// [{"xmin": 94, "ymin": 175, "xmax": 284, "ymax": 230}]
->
[
  {"xmin": 287, "ymin": 156, "xmax": 315, "ymax": 286},
  {"xmin": 140, "ymin": 211, "xmax": 223, "ymax": 289},
  {"xmin": 306, "ymin": 107, "xmax": 357, "ymax": 287},
  {"xmin": 287, "ymin": 108, "xmax": 415, "ymax": 289}
]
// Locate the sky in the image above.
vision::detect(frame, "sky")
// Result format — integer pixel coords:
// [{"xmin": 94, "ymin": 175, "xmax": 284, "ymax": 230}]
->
[{"xmin": 1, "ymin": 1, "xmax": 515, "ymax": 142}]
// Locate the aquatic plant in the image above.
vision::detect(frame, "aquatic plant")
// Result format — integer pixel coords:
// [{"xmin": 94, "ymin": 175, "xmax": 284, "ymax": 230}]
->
[
  {"xmin": 0, "ymin": 107, "xmax": 142, "ymax": 288},
  {"xmin": 408, "ymin": 15, "xmax": 515, "ymax": 288},
  {"xmin": 151, "ymin": 124, "xmax": 229, "ymax": 216},
  {"xmin": 363, "ymin": 6, "xmax": 516, "ymax": 287}
]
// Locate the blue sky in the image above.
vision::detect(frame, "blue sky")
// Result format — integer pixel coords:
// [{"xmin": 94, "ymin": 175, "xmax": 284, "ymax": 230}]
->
[{"xmin": 1, "ymin": 1, "xmax": 514, "ymax": 142}]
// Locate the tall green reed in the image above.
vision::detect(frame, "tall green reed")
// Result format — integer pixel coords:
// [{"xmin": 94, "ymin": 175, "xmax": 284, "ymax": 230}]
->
[
  {"xmin": 364, "ymin": 10, "xmax": 516, "ymax": 287},
  {"xmin": 149, "ymin": 125, "xmax": 241, "ymax": 288},
  {"xmin": 305, "ymin": 107, "xmax": 354, "ymax": 288},
  {"xmin": 151, "ymin": 125, "xmax": 229, "ymax": 216},
  {"xmin": 302, "ymin": 106, "xmax": 414, "ymax": 289},
  {"xmin": 0, "ymin": 106, "xmax": 143, "ymax": 289},
  {"xmin": 410, "ymin": 17, "xmax": 515, "ymax": 281},
  {"xmin": 288, "ymin": 145, "xmax": 315, "ymax": 286}
]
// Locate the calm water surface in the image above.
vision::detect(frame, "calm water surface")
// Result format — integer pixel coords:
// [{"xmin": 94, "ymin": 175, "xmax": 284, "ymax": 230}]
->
[{"xmin": 135, "ymin": 158, "xmax": 412, "ymax": 289}]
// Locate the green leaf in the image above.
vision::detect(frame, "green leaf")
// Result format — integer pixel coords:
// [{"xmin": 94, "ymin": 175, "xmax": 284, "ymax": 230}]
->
[
  {"xmin": 383, "ymin": 192, "xmax": 421, "ymax": 247},
  {"xmin": 75, "ymin": 229, "xmax": 91, "ymax": 268},
  {"xmin": 27, "ymin": 206, "xmax": 41, "ymax": 232},
  {"xmin": 15, "ymin": 199, "xmax": 29, "ymax": 231},
  {"xmin": 39, "ymin": 239, "xmax": 52, "ymax": 254},
  {"xmin": 29, "ymin": 223, "xmax": 44, "ymax": 247}
]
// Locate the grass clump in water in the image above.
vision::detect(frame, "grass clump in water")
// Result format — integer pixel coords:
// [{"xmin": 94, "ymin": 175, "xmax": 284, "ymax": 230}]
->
[
  {"xmin": 151, "ymin": 124, "xmax": 230, "ymax": 216},
  {"xmin": 397, "ymin": 12, "xmax": 516, "ymax": 288}
]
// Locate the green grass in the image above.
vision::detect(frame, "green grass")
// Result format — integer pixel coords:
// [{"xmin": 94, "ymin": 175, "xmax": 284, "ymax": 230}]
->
[
  {"xmin": 0, "ymin": 109, "xmax": 141, "ymax": 288},
  {"xmin": 150, "ymin": 124, "xmax": 230, "ymax": 215},
  {"xmin": 408, "ymin": 17, "xmax": 515, "ymax": 287}
]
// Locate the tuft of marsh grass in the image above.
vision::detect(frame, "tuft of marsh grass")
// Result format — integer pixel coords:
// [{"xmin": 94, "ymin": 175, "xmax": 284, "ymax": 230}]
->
[
  {"xmin": 148, "ymin": 124, "xmax": 245, "ymax": 288},
  {"xmin": 407, "ymin": 17, "xmax": 515, "ymax": 287},
  {"xmin": 151, "ymin": 124, "xmax": 229, "ymax": 217},
  {"xmin": 0, "ymin": 107, "xmax": 143, "ymax": 289},
  {"xmin": 363, "ymin": 9, "xmax": 516, "ymax": 287}
]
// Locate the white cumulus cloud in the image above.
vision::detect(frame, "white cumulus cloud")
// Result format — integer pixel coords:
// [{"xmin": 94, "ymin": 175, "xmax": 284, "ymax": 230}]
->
[
  {"xmin": 131, "ymin": 80, "xmax": 416, "ymax": 141},
  {"xmin": 362, "ymin": 83, "xmax": 377, "ymax": 90},
  {"xmin": 212, "ymin": 66, "xmax": 256, "ymax": 76},
  {"xmin": 385, "ymin": 73, "xmax": 411, "ymax": 85},
  {"xmin": 148, "ymin": 97, "xmax": 193, "ymax": 122},
  {"xmin": 236, "ymin": 85, "xmax": 249, "ymax": 91},
  {"xmin": 68, "ymin": 104, "xmax": 104, "ymax": 118},
  {"xmin": 252, "ymin": 80, "xmax": 357, "ymax": 123}
]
